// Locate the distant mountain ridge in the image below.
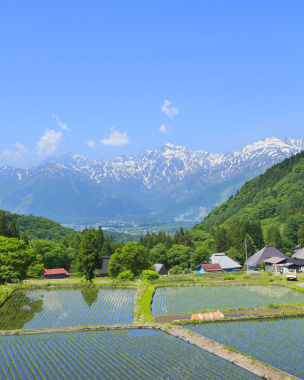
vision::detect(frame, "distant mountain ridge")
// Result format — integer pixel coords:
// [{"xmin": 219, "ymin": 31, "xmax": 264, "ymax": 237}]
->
[{"xmin": 0, "ymin": 137, "xmax": 303, "ymax": 223}]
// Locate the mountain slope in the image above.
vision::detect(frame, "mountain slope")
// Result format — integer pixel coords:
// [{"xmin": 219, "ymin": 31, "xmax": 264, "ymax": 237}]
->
[
  {"xmin": 0, "ymin": 176, "xmax": 149, "ymax": 223},
  {"xmin": 199, "ymin": 150, "xmax": 304, "ymax": 245}
]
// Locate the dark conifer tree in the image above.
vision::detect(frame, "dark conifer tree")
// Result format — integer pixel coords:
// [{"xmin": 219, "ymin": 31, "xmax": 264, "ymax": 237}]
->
[
  {"xmin": 0, "ymin": 212, "xmax": 8, "ymax": 237},
  {"xmin": 96, "ymin": 226, "xmax": 104, "ymax": 252},
  {"xmin": 20, "ymin": 231, "xmax": 29, "ymax": 245},
  {"xmin": 8, "ymin": 220, "xmax": 20, "ymax": 239}
]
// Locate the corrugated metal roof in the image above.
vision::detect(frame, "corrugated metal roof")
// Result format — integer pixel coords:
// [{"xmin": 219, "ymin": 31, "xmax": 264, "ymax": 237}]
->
[
  {"xmin": 44, "ymin": 268, "xmax": 68, "ymax": 275},
  {"xmin": 200, "ymin": 263, "xmax": 223, "ymax": 271},
  {"xmin": 245, "ymin": 245, "xmax": 288, "ymax": 268},
  {"xmin": 210, "ymin": 253, "xmax": 241, "ymax": 270},
  {"xmin": 292, "ymin": 248, "xmax": 304, "ymax": 260}
]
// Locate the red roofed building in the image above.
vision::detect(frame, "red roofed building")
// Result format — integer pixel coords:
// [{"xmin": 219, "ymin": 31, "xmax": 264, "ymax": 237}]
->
[
  {"xmin": 43, "ymin": 268, "xmax": 70, "ymax": 279},
  {"xmin": 196, "ymin": 263, "xmax": 223, "ymax": 274}
]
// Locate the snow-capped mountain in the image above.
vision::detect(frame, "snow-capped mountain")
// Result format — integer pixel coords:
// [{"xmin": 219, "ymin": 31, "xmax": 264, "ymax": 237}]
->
[
  {"xmin": 3, "ymin": 137, "xmax": 302, "ymax": 189},
  {"xmin": 0, "ymin": 137, "xmax": 303, "ymax": 222}
]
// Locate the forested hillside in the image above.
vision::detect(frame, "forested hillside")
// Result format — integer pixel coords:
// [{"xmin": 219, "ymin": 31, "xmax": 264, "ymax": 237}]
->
[
  {"xmin": 197, "ymin": 150, "xmax": 304, "ymax": 255},
  {"xmin": 0, "ymin": 209, "xmax": 76, "ymax": 242}
]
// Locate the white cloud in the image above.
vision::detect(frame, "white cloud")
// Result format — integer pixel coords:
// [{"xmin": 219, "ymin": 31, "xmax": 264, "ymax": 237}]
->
[
  {"xmin": 36, "ymin": 129, "xmax": 62, "ymax": 155},
  {"xmin": 100, "ymin": 127, "xmax": 130, "ymax": 146},
  {"xmin": 159, "ymin": 124, "xmax": 168, "ymax": 133},
  {"xmin": 161, "ymin": 100, "xmax": 179, "ymax": 117},
  {"xmin": 52, "ymin": 113, "xmax": 71, "ymax": 132},
  {"xmin": 2, "ymin": 143, "xmax": 28, "ymax": 161},
  {"xmin": 87, "ymin": 139, "xmax": 96, "ymax": 148}
]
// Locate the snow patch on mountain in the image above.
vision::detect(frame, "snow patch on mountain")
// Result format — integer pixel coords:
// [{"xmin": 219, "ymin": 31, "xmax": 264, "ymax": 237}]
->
[{"xmin": 0, "ymin": 137, "xmax": 303, "ymax": 190}]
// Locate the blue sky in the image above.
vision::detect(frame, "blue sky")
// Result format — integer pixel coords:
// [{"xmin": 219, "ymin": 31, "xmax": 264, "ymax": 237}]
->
[{"xmin": 1, "ymin": 0, "xmax": 304, "ymax": 168}]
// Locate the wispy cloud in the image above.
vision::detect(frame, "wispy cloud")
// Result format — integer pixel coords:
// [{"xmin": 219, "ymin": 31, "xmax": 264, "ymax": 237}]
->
[
  {"xmin": 162, "ymin": 100, "xmax": 179, "ymax": 117},
  {"xmin": 36, "ymin": 129, "xmax": 62, "ymax": 155},
  {"xmin": 2, "ymin": 143, "xmax": 28, "ymax": 161},
  {"xmin": 87, "ymin": 139, "xmax": 96, "ymax": 148},
  {"xmin": 159, "ymin": 124, "xmax": 168, "ymax": 133},
  {"xmin": 100, "ymin": 127, "xmax": 130, "ymax": 146},
  {"xmin": 52, "ymin": 113, "xmax": 71, "ymax": 132}
]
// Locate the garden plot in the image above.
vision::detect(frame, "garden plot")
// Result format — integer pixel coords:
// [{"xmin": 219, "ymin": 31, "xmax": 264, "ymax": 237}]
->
[
  {"xmin": 186, "ymin": 317, "xmax": 304, "ymax": 379},
  {"xmin": 0, "ymin": 288, "xmax": 135, "ymax": 330},
  {"xmin": 0, "ymin": 329, "xmax": 261, "ymax": 380},
  {"xmin": 152, "ymin": 285, "xmax": 304, "ymax": 316}
]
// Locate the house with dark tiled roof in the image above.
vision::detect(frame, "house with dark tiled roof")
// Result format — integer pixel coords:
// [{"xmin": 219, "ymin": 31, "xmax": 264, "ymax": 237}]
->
[
  {"xmin": 154, "ymin": 264, "xmax": 168, "ymax": 275},
  {"xmin": 245, "ymin": 245, "xmax": 289, "ymax": 271},
  {"xmin": 264, "ymin": 256, "xmax": 304, "ymax": 273},
  {"xmin": 96, "ymin": 256, "xmax": 111, "ymax": 277}
]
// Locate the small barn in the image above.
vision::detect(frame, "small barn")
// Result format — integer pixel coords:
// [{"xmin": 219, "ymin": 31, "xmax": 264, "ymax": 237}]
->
[
  {"xmin": 196, "ymin": 263, "xmax": 223, "ymax": 274},
  {"xmin": 245, "ymin": 245, "xmax": 289, "ymax": 271},
  {"xmin": 210, "ymin": 253, "xmax": 242, "ymax": 272},
  {"xmin": 43, "ymin": 268, "xmax": 70, "ymax": 279},
  {"xmin": 96, "ymin": 255, "xmax": 111, "ymax": 277},
  {"xmin": 154, "ymin": 264, "xmax": 168, "ymax": 276}
]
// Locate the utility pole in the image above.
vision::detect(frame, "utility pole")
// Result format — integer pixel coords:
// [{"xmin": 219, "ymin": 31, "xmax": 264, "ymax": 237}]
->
[
  {"xmin": 245, "ymin": 238, "xmax": 248, "ymax": 273},
  {"xmin": 189, "ymin": 251, "xmax": 194, "ymax": 283}
]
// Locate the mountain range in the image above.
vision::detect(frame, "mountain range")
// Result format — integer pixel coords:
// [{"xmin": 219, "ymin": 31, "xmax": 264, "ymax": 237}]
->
[{"xmin": 0, "ymin": 137, "xmax": 303, "ymax": 223}]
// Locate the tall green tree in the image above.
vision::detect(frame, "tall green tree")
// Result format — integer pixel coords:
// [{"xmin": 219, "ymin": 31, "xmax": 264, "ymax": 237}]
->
[
  {"xmin": 77, "ymin": 230, "xmax": 101, "ymax": 281},
  {"xmin": 0, "ymin": 212, "xmax": 8, "ymax": 237},
  {"xmin": 96, "ymin": 226, "xmax": 104, "ymax": 252},
  {"xmin": 298, "ymin": 225, "xmax": 304, "ymax": 248},
  {"xmin": 0, "ymin": 236, "xmax": 43, "ymax": 284},
  {"xmin": 8, "ymin": 220, "xmax": 20, "ymax": 239},
  {"xmin": 108, "ymin": 242, "xmax": 150, "ymax": 278},
  {"xmin": 213, "ymin": 227, "xmax": 229, "ymax": 252},
  {"xmin": 166, "ymin": 244, "xmax": 190, "ymax": 269},
  {"xmin": 20, "ymin": 231, "xmax": 29, "ymax": 245}
]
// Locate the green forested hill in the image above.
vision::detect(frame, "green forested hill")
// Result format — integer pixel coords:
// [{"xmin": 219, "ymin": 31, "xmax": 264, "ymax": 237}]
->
[
  {"xmin": 199, "ymin": 150, "xmax": 304, "ymax": 250},
  {"xmin": 1, "ymin": 210, "xmax": 76, "ymax": 242}
]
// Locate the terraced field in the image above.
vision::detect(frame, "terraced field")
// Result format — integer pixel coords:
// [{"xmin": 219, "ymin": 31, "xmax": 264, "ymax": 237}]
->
[
  {"xmin": 152, "ymin": 285, "xmax": 304, "ymax": 316},
  {"xmin": 0, "ymin": 329, "xmax": 261, "ymax": 380},
  {"xmin": 0, "ymin": 288, "xmax": 135, "ymax": 330},
  {"xmin": 186, "ymin": 317, "xmax": 304, "ymax": 379}
]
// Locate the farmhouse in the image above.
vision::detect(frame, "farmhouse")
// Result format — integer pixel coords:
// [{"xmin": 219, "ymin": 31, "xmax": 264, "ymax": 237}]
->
[
  {"xmin": 96, "ymin": 255, "xmax": 111, "ymax": 277},
  {"xmin": 245, "ymin": 245, "xmax": 289, "ymax": 271},
  {"xmin": 210, "ymin": 253, "xmax": 242, "ymax": 272},
  {"xmin": 43, "ymin": 268, "xmax": 70, "ymax": 279},
  {"xmin": 154, "ymin": 264, "xmax": 168, "ymax": 275},
  {"xmin": 264, "ymin": 257, "xmax": 304, "ymax": 273},
  {"xmin": 196, "ymin": 263, "xmax": 223, "ymax": 274},
  {"xmin": 292, "ymin": 247, "xmax": 304, "ymax": 260}
]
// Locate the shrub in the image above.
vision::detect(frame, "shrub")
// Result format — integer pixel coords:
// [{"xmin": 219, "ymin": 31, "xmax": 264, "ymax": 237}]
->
[
  {"xmin": 262, "ymin": 270, "xmax": 274, "ymax": 277},
  {"xmin": 240, "ymin": 274, "xmax": 252, "ymax": 279},
  {"xmin": 223, "ymin": 275, "xmax": 235, "ymax": 281},
  {"xmin": 183, "ymin": 268, "xmax": 191, "ymax": 274},
  {"xmin": 169, "ymin": 266, "xmax": 183, "ymax": 275},
  {"xmin": 259, "ymin": 261, "xmax": 265, "ymax": 271},
  {"xmin": 140, "ymin": 270, "xmax": 160, "ymax": 281},
  {"xmin": 117, "ymin": 270, "xmax": 134, "ymax": 282}
]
